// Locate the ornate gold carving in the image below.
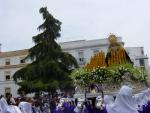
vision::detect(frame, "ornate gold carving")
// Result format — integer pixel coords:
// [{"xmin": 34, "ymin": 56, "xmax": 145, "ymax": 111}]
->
[
  {"xmin": 108, "ymin": 33, "xmax": 118, "ymax": 44},
  {"xmin": 85, "ymin": 34, "xmax": 132, "ymax": 69}
]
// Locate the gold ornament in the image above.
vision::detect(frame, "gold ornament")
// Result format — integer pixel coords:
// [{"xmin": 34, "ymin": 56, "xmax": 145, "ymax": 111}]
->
[{"xmin": 108, "ymin": 33, "xmax": 118, "ymax": 44}]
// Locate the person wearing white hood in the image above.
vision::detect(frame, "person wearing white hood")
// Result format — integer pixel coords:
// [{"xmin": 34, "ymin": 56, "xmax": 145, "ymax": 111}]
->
[
  {"xmin": 0, "ymin": 96, "xmax": 22, "ymax": 113},
  {"xmin": 133, "ymin": 92, "xmax": 147, "ymax": 112},
  {"xmin": 104, "ymin": 95, "xmax": 114, "ymax": 106},
  {"xmin": 0, "ymin": 101, "xmax": 2, "ymax": 113},
  {"xmin": 18, "ymin": 101, "xmax": 33, "ymax": 113},
  {"xmin": 0, "ymin": 96, "xmax": 8, "ymax": 113},
  {"xmin": 104, "ymin": 95, "xmax": 114, "ymax": 113},
  {"xmin": 107, "ymin": 85, "xmax": 139, "ymax": 113}
]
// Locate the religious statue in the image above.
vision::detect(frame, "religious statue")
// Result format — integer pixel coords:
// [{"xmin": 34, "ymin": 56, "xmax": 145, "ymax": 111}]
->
[{"xmin": 105, "ymin": 34, "xmax": 133, "ymax": 66}]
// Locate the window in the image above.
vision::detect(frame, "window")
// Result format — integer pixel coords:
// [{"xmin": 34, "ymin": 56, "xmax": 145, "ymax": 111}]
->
[
  {"xmin": 141, "ymin": 48, "xmax": 144, "ymax": 55},
  {"xmin": 5, "ymin": 75, "xmax": 10, "ymax": 80},
  {"xmin": 5, "ymin": 87, "xmax": 11, "ymax": 95},
  {"xmin": 5, "ymin": 71, "xmax": 11, "ymax": 80},
  {"xmin": 20, "ymin": 57, "xmax": 25, "ymax": 64},
  {"xmin": 78, "ymin": 51, "xmax": 84, "ymax": 62},
  {"xmin": 5, "ymin": 59, "xmax": 10, "ymax": 65},
  {"xmin": 139, "ymin": 59, "xmax": 145, "ymax": 66},
  {"xmin": 79, "ymin": 58, "xmax": 84, "ymax": 62},
  {"xmin": 78, "ymin": 51, "xmax": 85, "ymax": 64}
]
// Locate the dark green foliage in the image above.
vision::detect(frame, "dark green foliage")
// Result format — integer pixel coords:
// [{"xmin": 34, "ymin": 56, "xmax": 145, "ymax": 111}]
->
[{"xmin": 13, "ymin": 7, "xmax": 78, "ymax": 93}]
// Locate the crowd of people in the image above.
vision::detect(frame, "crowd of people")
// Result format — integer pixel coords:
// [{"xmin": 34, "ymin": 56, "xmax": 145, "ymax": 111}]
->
[
  {"xmin": 0, "ymin": 85, "xmax": 150, "ymax": 113},
  {"xmin": 53, "ymin": 86, "xmax": 150, "ymax": 113},
  {"xmin": 0, "ymin": 92, "xmax": 42, "ymax": 113}
]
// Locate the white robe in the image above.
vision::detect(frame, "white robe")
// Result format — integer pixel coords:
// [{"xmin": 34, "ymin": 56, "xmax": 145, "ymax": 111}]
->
[
  {"xmin": 0, "ymin": 97, "xmax": 22, "ymax": 113},
  {"xmin": 6, "ymin": 105, "xmax": 22, "ymax": 113},
  {"xmin": 0, "ymin": 97, "xmax": 9, "ymax": 113},
  {"xmin": 107, "ymin": 85, "xmax": 139, "ymax": 113},
  {"xmin": 18, "ymin": 101, "xmax": 32, "ymax": 113},
  {"xmin": 104, "ymin": 95, "xmax": 114, "ymax": 113},
  {"xmin": 0, "ymin": 101, "xmax": 3, "ymax": 113},
  {"xmin": 133, "ymin": 92, "xmax": 144, "ymax": 110},
  {"xmin": 104, "ymin": 95, "xmax": 114, "ymax": 105}
]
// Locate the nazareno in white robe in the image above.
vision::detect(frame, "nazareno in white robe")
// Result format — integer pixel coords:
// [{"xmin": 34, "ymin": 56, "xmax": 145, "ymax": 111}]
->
[
  {"xmin": 104, "ymin": 95, "xmax": 114, "ymax": 105},
  {"xmin": 18, "ymin": 101, "xmax": 33, "ymax": 113},
  {"xmin": 104, "ymin": 95, "xmax": 114, "ymax": 113},
  {"xmin": 107, "ymin": 85, "xmax": 139, "ymax": 113},
  {"xmin": 0, "ymin": 97, "xmax": 22, "ymax": 113}
]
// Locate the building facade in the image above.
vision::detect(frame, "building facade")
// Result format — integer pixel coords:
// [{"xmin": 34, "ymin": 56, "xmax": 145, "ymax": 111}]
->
[
  {"xmin": 0, "ymin": 49, "xmax": 31, "ymax": 97},
  {"xmin": 0, "ymin": 38, "xmax": 149, "ymax": 97}
]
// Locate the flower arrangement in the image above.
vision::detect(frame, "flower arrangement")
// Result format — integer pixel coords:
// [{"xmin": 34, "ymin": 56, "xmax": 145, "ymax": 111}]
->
[{"xmin": 71, "ymin": 63, "xmax": 148, "ymax": 87}]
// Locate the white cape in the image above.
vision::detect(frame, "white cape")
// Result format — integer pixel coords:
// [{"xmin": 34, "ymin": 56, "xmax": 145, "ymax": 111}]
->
[
  {"xmin": 19, "ymin": 101, "xmax": 32, "ymax": 113},
  {"xmin": 107, "ymin": 85, "xmax": 139, "ymax": 113},
  {"xmin": 0, "ymin": 97, "xmax": 22, "ymax": 113}
]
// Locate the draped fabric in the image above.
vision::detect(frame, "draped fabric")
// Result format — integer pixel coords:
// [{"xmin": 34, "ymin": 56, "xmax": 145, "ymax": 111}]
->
[
  {"xmin": 0, "ymin": 104, "xmax": 2, "ymax": 113},
  {"xmin": 74, "ymin": 106, "xmax": 80, "ymax": 113},
  {"xmin": 0, "ymin": 97, "xmax": 22, "ymax": 113},
  {"xmin": 0, "ymin": 97, "xmax": 8, "ymax": 113},
  {"xmin": 18, "ymin": 102, "xmax": 32, "ymax": 113},
  {"xmin": 104, "ymin": 95, "xmax": 114, "ymax": 113},
  {"xmin": 138, "ymin": 102, "xmax": 150, "ymax": 113},
  {"xmin": 133, "ymin": 88, "xmax": 150, "ymax": 113},
  {"xmin": 104, "ymin": 95, "xmax": 114, "ymax": 106},
  {"xmin": 133, "ymin": 93, "xmax": 144, "ymax": 111},
  {"xmin": 107, "ymin": 85, "xmax": 139, "ymax": 113},
  {"xmin": 5, "ymin": 105, "xmax": 22, "ymax": 113}
]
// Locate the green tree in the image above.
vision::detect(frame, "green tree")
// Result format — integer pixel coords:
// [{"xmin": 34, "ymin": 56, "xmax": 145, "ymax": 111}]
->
[{"xmin": 13, "ymin": 7, "xmax": 78, "ymax": 94}]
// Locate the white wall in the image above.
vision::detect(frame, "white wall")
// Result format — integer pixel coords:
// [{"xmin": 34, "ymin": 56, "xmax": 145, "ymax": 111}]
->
[
  {"xmin": 0, "ymin": 80, "xmax": 19, "ymax": 97},
  {"xmin": 125, "ymin": 47, "xmax": 143, "ymax": 56},
  {"xmin": 125, "ymin": 47, "xmax": 148, "ymax": 67},
  {"xmin": 0, "ymin": 54, "xmax": 30, "ymax": 97},
  {"xmin": 0, "ymin": 55, "xmax": 27, "ymax": 66}
]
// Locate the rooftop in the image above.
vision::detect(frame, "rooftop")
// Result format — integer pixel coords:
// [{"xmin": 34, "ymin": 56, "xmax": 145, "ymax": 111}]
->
[
  {"xmin": 0, "ymin": 49, "xmax": 28, "ymax": 58},
  {"xmin": 0, "ymin": 37, "xmax": 123, "ymax": 57},
  {"xmin": 60, "ymin": 37, "xmax": 123, "ymax": 50}
]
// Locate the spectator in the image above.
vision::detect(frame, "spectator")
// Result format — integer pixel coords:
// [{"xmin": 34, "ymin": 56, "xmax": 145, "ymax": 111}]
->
[{"xmin": 6, "ymin": 93, "xmax": 16, "ymax": 105}]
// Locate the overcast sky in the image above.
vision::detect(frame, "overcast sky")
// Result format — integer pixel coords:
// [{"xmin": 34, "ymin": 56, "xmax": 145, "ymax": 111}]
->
[{"xmin": 0, "ymin": 0, "xmax": 150, "ymax": 57}]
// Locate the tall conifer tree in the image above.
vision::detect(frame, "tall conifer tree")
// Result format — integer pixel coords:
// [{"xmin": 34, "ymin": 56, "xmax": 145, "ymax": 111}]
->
[{"xmin": 13, "ymin": 7, "xmax": 78, "ymax": 93}]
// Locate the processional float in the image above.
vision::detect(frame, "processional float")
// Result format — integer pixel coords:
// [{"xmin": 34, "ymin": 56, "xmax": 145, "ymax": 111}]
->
[{"xmin": 73, "ymin": 34, "xmax": 148, "ymax": 100}]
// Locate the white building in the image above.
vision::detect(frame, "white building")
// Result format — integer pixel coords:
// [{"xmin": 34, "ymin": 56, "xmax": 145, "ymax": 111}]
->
[
  {"xmin": 0, "ymin": 49, "xmax": 30, "ymax": 97},
  {"xmin": 0, "ymin": 37, "xmax": 149, "ymax": 97}
]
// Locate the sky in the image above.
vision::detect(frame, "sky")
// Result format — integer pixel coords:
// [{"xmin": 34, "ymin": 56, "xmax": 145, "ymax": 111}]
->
[{"xmin": 0, "ymin": 0, "xmax": 150, "ymax": 58}]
